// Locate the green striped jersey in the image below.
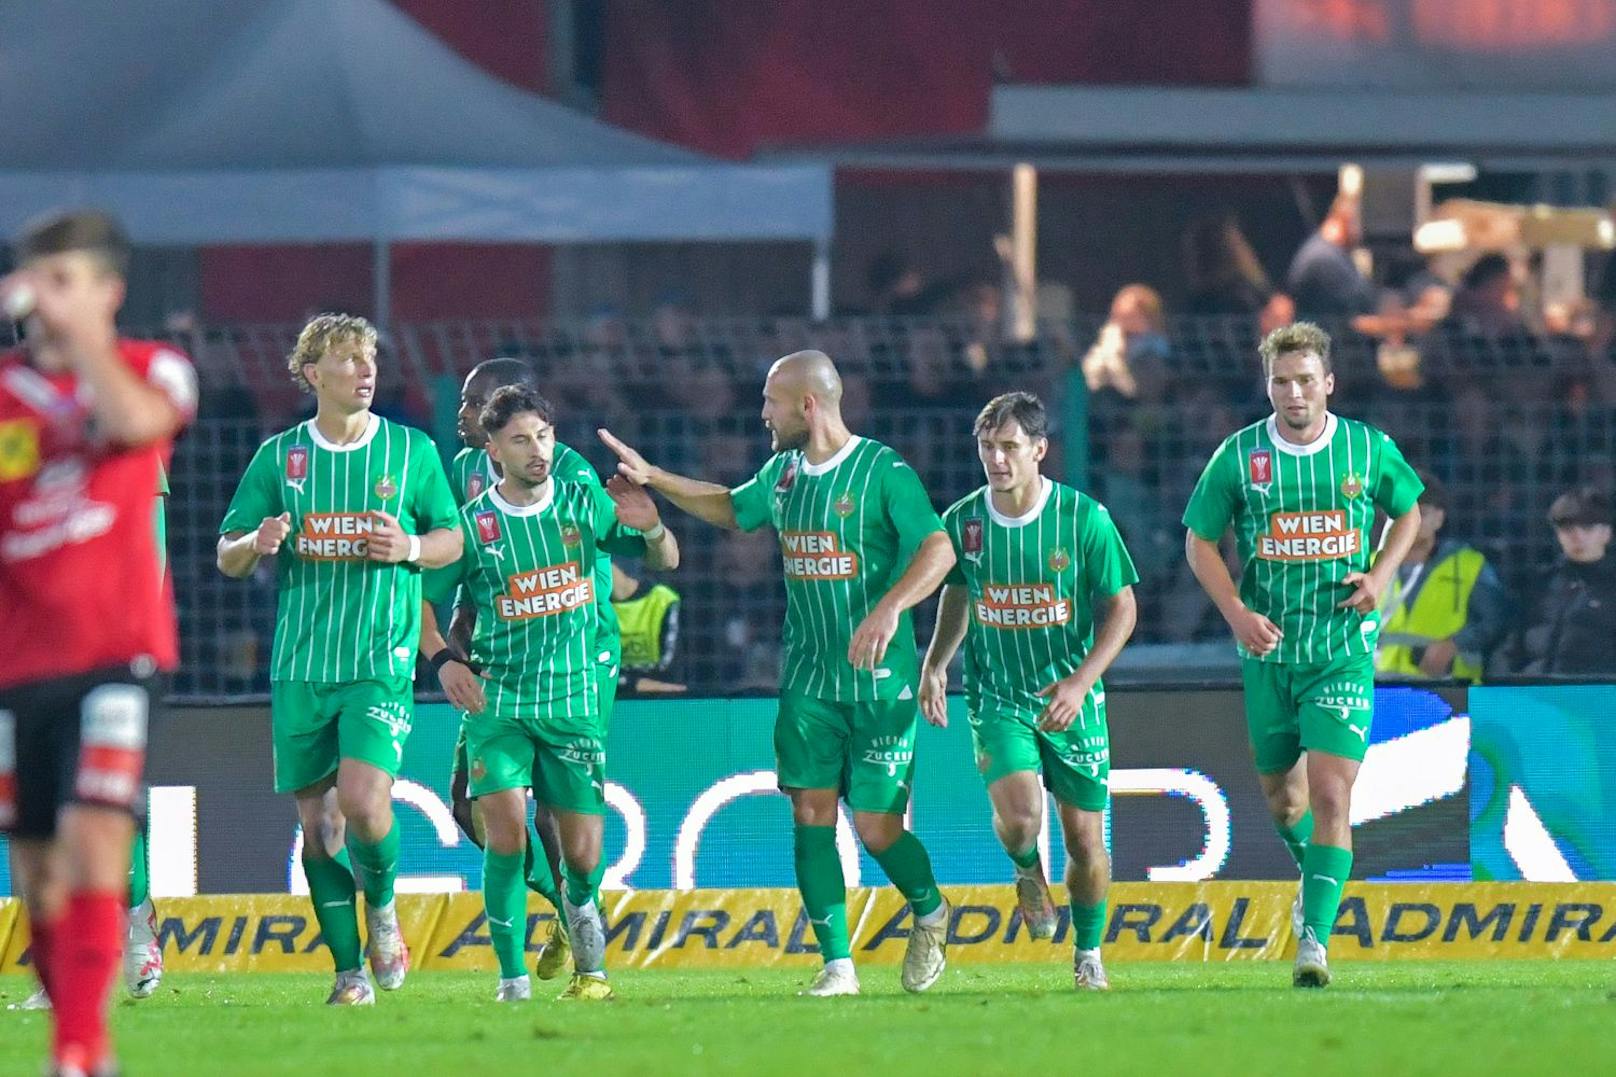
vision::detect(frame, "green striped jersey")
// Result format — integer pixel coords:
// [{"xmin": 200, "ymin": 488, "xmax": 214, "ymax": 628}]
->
[
  {"xmin": 1182, "ymin": 412, "xmax": 1423, "ymax": 665},
  {"xmin": 449, "ymin": 443, "xmax": 625, "ymax": 666},
  {"xmin": 731, "ymin": 436, "xmax": 944, "ymax": 702},
  {"xmin": 943, "ymin": 479, "xmax": 1138, "ymax": 718},
  {"xmin": 424, "ymin": 479, "xmax": 642, "ymax": 719},
  {"xmin": 220, "ymin": 415, "xmax": 459, "ymax": 683}
]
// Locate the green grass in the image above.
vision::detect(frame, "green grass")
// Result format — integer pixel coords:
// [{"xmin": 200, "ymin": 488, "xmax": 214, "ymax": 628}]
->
[{"xmin": 5, "ymin": 962, "xmax": 1614, "ymax": 1076}]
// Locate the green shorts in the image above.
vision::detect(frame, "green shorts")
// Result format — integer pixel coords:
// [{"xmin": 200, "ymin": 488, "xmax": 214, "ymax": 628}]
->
[
  {"xmin": 464, "ymin": 707, "xmax": 605, "ymax": 814},
  {"xmin": 968, "ymin": 704, "xmax": 1110, "ymax": 812},
  {"xmin": 775, "ymin": 691, "xmax": 918, "ymax": 814},
  {"xmin": 1241, "ymin": 654, "xmax": 1375, "ymax": 774},
  {"xmin": 450, "ymin": 661, "xmax": 618, "ymax": 798},
  {"xmin": 270, "ymin": 678, "xmax": 414, "ymax": 794}
]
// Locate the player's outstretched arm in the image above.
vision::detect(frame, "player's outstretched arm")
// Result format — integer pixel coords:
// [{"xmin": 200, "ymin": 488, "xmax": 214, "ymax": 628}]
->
[
  {"xmin": 849, "ymin": 531, "xmax": 956, "ymax": 670},
  {"xmin": 919, "ymin": 584, "xmax": 969, "ymax": 727},
  {"xmin": 1185, "ymin": 529, "xmax": 1281, "ymax": 656},
  {"xmin": 216, "ymin": 513, "xmax": 290, "ymax": 578},
  {"xmin": 606, "ymin": 475, "xmax": 682, "ymax": 571},
  {"xmin": 599, "ymin": 428, "xmax": 739, "ymax": 530}
]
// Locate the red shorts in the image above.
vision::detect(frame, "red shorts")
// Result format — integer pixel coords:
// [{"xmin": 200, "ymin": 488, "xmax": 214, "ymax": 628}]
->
[{"xmin": 0, "ymin": 664, "xmax": 159, "ymax": 839}]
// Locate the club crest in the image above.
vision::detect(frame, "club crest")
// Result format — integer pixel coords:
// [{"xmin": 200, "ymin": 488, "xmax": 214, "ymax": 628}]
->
[
  {"xmin": 561, "ymin": 523, "xmax": 582, "ymax": 547},
  {"xmin": 374, "ymin": 474, "xmax": 397, "ymax": 500},
  {"xmin": 469, "ymin": 757, "xmax": 487, "ymax": 781},
  {"xmin": 962, "ymin": 517, "xmax": 984, "ymax": 562},
  {"xmin": 475, "ymin": 510, "xmax": 501, "ymax": 544},
  {"xmin": 1048, "ymin": 547, "xmax": 1071, "ymax": 573},
  {"xmin": 1249, "ymin": 448, "xmax": 1273, "ymax": 491},
  {"xmin": 1340, "ymin": 471, "xmax": 1364, "ymax": 499},
  {"xmin": 834, "ymin": 492, "xmax": 856, "ymax": 518}
]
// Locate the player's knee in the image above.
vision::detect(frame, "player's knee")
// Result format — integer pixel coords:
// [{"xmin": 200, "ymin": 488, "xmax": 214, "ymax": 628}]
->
[
  {"xmin": 997, "ymin": 811, "xmax": 1040, "ymax": 853},
  {"xmin": 854, "ymin": 814, "xmax": 901, "ymax": 853},
  {"xmin": 1264, "ymin": 788, "xmax": 1307, "ymax": 825},
  {"xmin": 336, "ymin": 792, "xmax": 391, "ymax": 842},
  {"xmin": 1309, "ymin": 782, "xmax": 1351, "ymax": 825}
]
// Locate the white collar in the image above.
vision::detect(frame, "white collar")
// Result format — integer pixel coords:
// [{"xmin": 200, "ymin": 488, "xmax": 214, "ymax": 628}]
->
[
  {"xmin": 986, "ymin": 476, "xmax": 1053, "ymax": 528},
  {"xmin": 1267, "ymin": 412, "xmax": 1337, "ymax": 457},
  {"xmin": 489, "ymin": 478, "xmax": 554, "ymax": 517},
  {"xmin": 800, "ymin": 435, "xmax": 862, "ymax": 476},
  {"xmin": 307, "ymin": 413, "xmax": 379, "ymax": 453}
]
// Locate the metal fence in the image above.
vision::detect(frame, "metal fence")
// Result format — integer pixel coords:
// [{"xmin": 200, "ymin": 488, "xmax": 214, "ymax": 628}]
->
[{"xmin": 141, "ymin": 314, "xmax": 1614, "ymax": 699}]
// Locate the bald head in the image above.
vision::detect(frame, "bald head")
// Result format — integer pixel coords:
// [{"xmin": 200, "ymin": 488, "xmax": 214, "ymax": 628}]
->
[{"xmin": 768, "ymin": 350, "xmax": 843, "ymax": 405}]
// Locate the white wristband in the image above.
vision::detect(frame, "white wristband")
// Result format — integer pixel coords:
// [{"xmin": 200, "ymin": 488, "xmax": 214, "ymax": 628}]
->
[
  {"xmin": 642, "ymin": 522, "xmax": 666, "ymax": 542},
  {"xmin": 406, "ymin": 534, "xmax": 422, "ymax": 563}
]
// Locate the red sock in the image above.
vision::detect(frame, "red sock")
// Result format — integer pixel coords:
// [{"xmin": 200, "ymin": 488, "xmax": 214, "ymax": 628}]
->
[
  {"xmin": 28, "ymin": 912, "xmax": 60, "ymax": 1002},
  {"xmin": 51, "ymin": 890, "xmax": 125, "ymax": 1072}
]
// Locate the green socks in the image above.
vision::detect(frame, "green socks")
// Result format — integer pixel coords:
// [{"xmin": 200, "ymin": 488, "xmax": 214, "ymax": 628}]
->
[
  {"xmin": 872, "ymin": 830, "xmax": 944, "ymax": 919},
  {"xmin": 793, "ymin": 825, "xmax": 851, "ymax": 961},
  {"xmin": 1007, "ymin": 843, "xmax": 1040, "ymax": 873},
  {"xmin": 127, "ymin": 824, "xmax": 150, "ymax": 909},
  {"xmin": 484, "ymin": 848, "xmax": 528, "ymax": 979},
  {"xmin": 303, "ymin": 852, "xmax": 363, "ymax": 972},
  {"xmin": 1276, "ymin": 810, "xmax": 1315, "ymax": 870},
  {"xmin": 1070, "ymin": 900, "xmax": 1107, "ymax": 951},
  {"xmin": 1301, "ymin": 842, "xmax": 1353, "ymax": 942},
  {"xmin": 350, "ymin": 821, "xmax": 401, "ymax": 909},
  {"xmin": 522, "ymin": 835, "xmax": 564, "ymax": 910}
]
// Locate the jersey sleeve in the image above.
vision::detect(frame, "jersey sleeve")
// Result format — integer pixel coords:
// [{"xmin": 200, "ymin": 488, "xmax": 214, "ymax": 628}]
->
[
  {"xmin": 410, "ymin": 435, "xmax": 461, "ymax": 533},
  {"xmin": 1371, "ymin": 432, "xmax": 1424, "ymax": 517},
  {"xmin": 1182, "ymin": 439, "xmax": 1239, "ymax": 541},
  {"xmin": 940, "ymin": 506, "xmax": 966, "ymax": 586},
  {"xmin": 219, "ymin": 439, "xmax": 283, "ymax": 534},
  {"xmin": 881, "ymin": 455, "xmax": 944, "ymax": 554},
  {"xmin": 422, "ymin": 514, "xmax": 472, "ymax": 605},
  {"xmin": 730, "ymin": 455, "xmax": 782, "ymax": 533},
  {"xmin": 143, "ymin": 345, "xmax": 199, "ymax": 424},
  {"xmin": 1080, "ymin": 500, "xmax": 1140, "ymax": 598},
  {"xmin": 590, "ymin": 483, "xmax": 648, "ymax": 557}
]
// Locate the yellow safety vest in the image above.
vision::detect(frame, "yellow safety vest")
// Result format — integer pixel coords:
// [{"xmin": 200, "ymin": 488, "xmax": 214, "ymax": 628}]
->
[
  {"xmin": 613, "ymin": 584, "xmax": 680, "ymax": 673},
  {"xmin": 1376, "ymin": 545, "xmax": 1487, "ymax": 682}
]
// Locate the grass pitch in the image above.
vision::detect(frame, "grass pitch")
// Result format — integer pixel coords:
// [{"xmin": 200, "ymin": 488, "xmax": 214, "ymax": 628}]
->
[{"xmin": 4, "ymin": 962, "xmax": 1612, "ymax": 1075}]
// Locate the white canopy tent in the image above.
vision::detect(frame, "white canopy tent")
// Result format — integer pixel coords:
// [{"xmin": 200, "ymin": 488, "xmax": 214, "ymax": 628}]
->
[{"xmin": 0, "ymin": 0, "xmax": 835, "ymax": 318}]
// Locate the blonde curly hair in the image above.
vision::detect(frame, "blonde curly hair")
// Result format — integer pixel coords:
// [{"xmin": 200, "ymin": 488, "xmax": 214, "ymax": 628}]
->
[
  {"xmin": 1258, "ymin": 320, "xmax": 1332, "ymax": 378},
  {"xmin": 287, "ymin": 313, "xmax": 377, "ymax": 393}
]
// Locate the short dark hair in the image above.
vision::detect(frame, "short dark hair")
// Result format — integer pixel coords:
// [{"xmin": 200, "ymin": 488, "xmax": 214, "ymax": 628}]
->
[
  {"xmin": 973, "ymin": 391, "xmax": 1048, "ymax": 441},
  {"xmin": 1549, "ymin": 486, "xmax": 1613, "ymax": 529},
  {"xmin": 467, "ymin": 356, "xmax": 540, "ymax": 398},
  {"xmin": 16, "ymin": 209, "xmax": 131, "ymax": 278},
  {"xmin": 1415, "ymin": 470, "xmax": 1448, "ymax": 514},
  {"xmin": 480, "ymin": 385, "xmax": 554, "ymax": 438},
  {"xmin": 1462, "ymin": 252, "xmax": 1512, "ymax": 292},
  {"xmin": 1258, "ymin": 320, "xmax": 1333, "ymax": 378}
]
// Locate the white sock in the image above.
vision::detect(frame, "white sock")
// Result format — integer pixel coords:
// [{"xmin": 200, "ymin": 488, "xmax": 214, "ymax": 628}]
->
[
  {"xmin": 1075, "ymin": 947, "xmax": 1101, "ymax": 962},
  {"xmin": 824, "ymin": 957, "xmax": 855, "ymax": 976},
  {"xmin": 917, "ymin": 903, "xmax": 949, "ymax": 929}
]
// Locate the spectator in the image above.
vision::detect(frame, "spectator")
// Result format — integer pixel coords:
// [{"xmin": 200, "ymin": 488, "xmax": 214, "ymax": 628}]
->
[
  {"xmin": 1376, "ymin": 473, "xmax": 1510, "ymax": 682},
  {"xmin": 1286, "ymin": 192, "xmax": 1378, "ymax": 318},
  {"xmin": 611, "ymin": 563, "xmax": 684, "ymax": 694},
  {"xmin": 1506, "ymin": 486, "xmax": 1616, "ymax": 675},
  {"xmin": 1081, "ymin": 283, "xmax": 1170, "ymax": 400},
  {"xmin": 1444, "ymin": 253, "xmax": 1527, "ymax": 342},
  {"xmin": 866, "ymin": 251, "xmax": 938, "ymax": 316},
  {"xmin": 1182, "ymin": 215, "xmax": 1275, "ymax": 317}
]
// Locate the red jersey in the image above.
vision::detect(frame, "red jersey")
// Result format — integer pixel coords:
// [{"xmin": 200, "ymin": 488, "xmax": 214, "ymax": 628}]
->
[{"xmin": 0, "ymin": 339, "xmax": 197, "ymax": 689}]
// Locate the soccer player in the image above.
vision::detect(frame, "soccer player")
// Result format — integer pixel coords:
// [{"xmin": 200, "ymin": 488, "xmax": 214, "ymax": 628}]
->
[
  {"xmin": 600, "ymin": 349, "xmax": 957, "ymax": 997},
  {"xmin": 217, "ymin": 314, "xmax": 462, "ymax": 1005},
  {"xmin": 0, "ymin": 209, "xmax": 196, "ymax": 1076},
  {"xmin": 919, "ymin": 392, "xmax": 1137, "ymax": 991},
  {"xmin": 442, "ymin": 356, "xmax": 622, "ymax": 980},
  {"xmin": 1183, "ymin": 321, "xmax": 1422, "ymax": 987},
  {"xmin": 422, "ymin": 386, "xmax": 678, "ymax": 1002}
]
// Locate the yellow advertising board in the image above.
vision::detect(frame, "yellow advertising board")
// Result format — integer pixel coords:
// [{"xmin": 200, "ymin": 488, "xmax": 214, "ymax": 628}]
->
[{"xmin": 5, "ymin": 883, "xmax": 1616, "ymax": 975}]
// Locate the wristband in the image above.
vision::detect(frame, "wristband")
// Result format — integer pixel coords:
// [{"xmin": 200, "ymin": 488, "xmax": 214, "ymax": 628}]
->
[
  {"xmin": 642, "ymin": 521, "xmax": 666, "ymax": 542},
  {"xmin": 429, "ymin": 649, "xmax": 464, "ymax": 675},
  {"xmin": 406, "ymin": 534, "xmax": 422, "ymax": 563}
]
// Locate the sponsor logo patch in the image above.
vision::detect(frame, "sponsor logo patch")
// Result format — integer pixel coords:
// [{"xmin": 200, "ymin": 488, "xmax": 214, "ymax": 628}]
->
[
  {"xmin": 1257, "ymin": 510, "xmax": 1361, "ymax": 562},
  {"xmin": 1249, "ymin": 448, "xmax": 1272, "ymax": 491},
  {"xmin": 286, "ymin": 445, "xmax": 308, "ymax": 481},
  {"xmin": 294, "ymin": 513, "xmax": 377, "ymax": 561},
  {"xmin": 780, "ymin": 531, "xmax": 859, "ymax": 580},
  {"xmin": 475, "ymin": 511, "xmax": 501, "ymax": 544},
  {"xmin": 496, "ymin": 562, "xmax": 594, "ymax": 620},
  {"xmin": 962, "ymin": 517, "xmax": 984, "ymax": 562},
  {"xmin": 0, "ymin": 419, "xmax": 40, "ymax": 482}
]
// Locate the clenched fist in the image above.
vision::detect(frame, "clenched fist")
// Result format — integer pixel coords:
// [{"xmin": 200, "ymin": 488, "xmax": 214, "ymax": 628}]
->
[{"xmin": 254, "ymin": 512, "xmax": 292, "ymax": 556}]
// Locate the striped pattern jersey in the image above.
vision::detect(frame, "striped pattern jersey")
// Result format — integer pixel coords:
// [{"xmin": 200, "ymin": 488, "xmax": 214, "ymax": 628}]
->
[
  {"xmin": 424, "ymin": 479, "xmax": 641, "ymax": 720},
  {"xmin": 1182, "ymin": 412, "xmax": 1424, "ymax": 665},
  {"xmin": 450, "ymin": 443, "xmax": 624, "ymax": 667},
  {"xmin": 943, "ymin": 478, "xmax": 1138, "ymax": 719},
  {"xmin": 730, "ymin": 435, "xmax": 944, "ymax": 702},
  {"xmin": 220, "ymin": 415, "xmax": 459, "ymax": 682}
]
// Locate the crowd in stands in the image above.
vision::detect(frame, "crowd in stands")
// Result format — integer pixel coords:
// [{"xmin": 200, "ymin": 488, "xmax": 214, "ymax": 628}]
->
[{"xmin": 136, "ymin": 189, "xmax": 1616, "ymax": 696}]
